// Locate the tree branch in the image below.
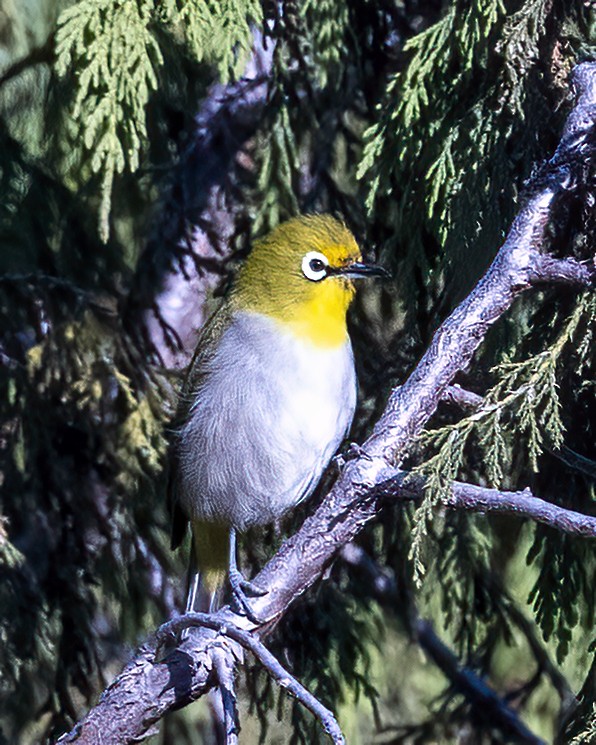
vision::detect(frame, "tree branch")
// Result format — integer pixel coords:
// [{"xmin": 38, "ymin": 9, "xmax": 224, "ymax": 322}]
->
[
  {"xmin": 446, "ymin": 483, "xmax": 596, "ymax": 537},
  {"xmin": 211, "ymin": 645, "xmax": 241, "ymax": 745},
  {"xmin": 380, "ymin": 473, "xmax": 596, "ymax": 538},
  {"xmin": 248, "ymin": 61, "xmax": 596, "ymax": 623},
  {"xmin": 441, "ymin": 384, "xmax": 484, "ymax": 411},
  {"xmin": 58, "ymin": 62, "xmax": 596, "ymax": 744},
  {"xmin": 58, "ymin": 613, "xmax": 346, "ymax": 744},
  {"xmin": 156, "ymin": 614, "xmax": 346, "ymax": 745},
  {"xmin": 551, "ymin": 444, "xmax": 596, "ymax": 480},
  {"xmin": 126, "ymin": 31, "xmax": 273, "ymax": 367},
  {"xmin": 415, "ymin": 618, "xmax": 545, "ymax": 745},
  {"xmin": 0, "ymin": 33, "xmax": 55, "ymax": 89}
]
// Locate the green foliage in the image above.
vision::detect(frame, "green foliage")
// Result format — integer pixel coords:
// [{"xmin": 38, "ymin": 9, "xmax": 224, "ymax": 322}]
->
[
  {"xmin": 358, "ymin": 0, "xmax": 510, "ymax": 213},
  {"xmin": 54, "ymin": 0, "xmax": 261, "ymax": 242},
  {"xmin": 55, "ymin": 0, "xmax": 164, "ymax": 241},
  {"xmin": 302, "ymin": 0, "xmax": 350, "ymax": 88},
  {"xmin": 0, "ymin": 288, "xmax": 175, "ymax": 739},
  {"xmin": 24, "ymin": 310, "xmax": 171, "ymax": 493},
  {"xmin": 409, "ymin": 294, "xmax": 594, "ymax": 585},
  {"xmin": 357, "ymin": 0, "xmax": 560, "ymax": 309},
  {"xmin": 241, "ymin": 0, "xmax": 370, "ymax": 242},
  {"xmin": 168, "ymin": 0, "xmax": 262, "ymax": 80},
  {"xmin": 241, "ymin": 3, "xmax": 315, "ymax": 239},
  {"xmin": 527, "ymin": 525, "xmax": 595, "ymax": 663},
  {"xmin": 251, "ymin": 100, "xmax": 302, "ymax": 236}
]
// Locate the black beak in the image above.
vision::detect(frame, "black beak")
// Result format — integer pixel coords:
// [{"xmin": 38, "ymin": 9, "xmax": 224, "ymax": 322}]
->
[{"xmin": 334, "ymin": 261, "xmax": 391, "ymax": 280}]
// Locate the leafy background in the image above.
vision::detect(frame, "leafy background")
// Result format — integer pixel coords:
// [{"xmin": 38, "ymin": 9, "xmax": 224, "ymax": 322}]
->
[{"xmin": 0, "ymin": 0, "xmax": 595, "ymax": 742}]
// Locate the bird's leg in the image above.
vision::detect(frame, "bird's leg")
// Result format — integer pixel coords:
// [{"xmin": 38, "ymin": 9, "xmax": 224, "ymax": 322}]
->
[{"xmin": 228, "ymin": 527, "xmax": 266, "ymax": 623}]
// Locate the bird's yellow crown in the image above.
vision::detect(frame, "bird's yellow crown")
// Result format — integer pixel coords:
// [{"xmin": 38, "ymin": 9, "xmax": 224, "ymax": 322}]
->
[{"xmin": 232, "ymin": 215, "xmax": 362, "ymax": 347}]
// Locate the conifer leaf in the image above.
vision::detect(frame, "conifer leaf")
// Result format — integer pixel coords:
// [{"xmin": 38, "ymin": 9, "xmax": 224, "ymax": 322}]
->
[{"xmin": 55, "ymin": 0, "xmax": 164, "ymax": 241}]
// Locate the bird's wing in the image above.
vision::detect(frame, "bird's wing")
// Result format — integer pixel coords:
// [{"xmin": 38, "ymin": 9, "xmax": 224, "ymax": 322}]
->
[{"xmin": 167, "ymin": 301, "xmax": 234, "ymax": 549}]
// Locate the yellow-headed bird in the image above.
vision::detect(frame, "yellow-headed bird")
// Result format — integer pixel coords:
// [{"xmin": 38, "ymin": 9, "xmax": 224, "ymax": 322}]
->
[{"xmin": 169, "ymin": 214, "xmax": 387, "ymax": 617}]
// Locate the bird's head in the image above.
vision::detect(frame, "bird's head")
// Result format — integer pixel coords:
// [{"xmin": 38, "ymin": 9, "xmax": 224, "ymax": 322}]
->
[{"xmin": 233, "ymin": 214, "xmax": 387, "ymax": 346}]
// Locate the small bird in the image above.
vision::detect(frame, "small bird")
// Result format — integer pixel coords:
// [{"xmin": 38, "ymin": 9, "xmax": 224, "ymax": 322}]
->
[{"xmin": 169, "ymin": 214, "xmax": 387, "ymax": 616}]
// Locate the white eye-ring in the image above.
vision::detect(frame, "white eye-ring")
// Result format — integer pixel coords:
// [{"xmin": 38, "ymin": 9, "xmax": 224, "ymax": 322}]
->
[{"xmin": 302, "ymin": 251, "xmax": 329, "ymax": 282}]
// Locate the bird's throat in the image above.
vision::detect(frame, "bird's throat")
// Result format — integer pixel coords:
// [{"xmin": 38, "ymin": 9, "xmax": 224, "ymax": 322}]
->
[
  {"xmin": 251, "ymin": 281, "xmax": 354, "ymax": 347},
  {"xmin": 285, "ymin": 287, "xmax": 352, "ymax": 346}
]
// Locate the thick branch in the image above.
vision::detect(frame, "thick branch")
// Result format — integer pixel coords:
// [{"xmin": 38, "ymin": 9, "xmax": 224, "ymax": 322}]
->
[
  {"xmin": 59, "ymin": 613, "xmax": 345, "ymax": 744},
  {"xmin": 59, "ymin": 62, "xmax": 596, "ymax": 744}
]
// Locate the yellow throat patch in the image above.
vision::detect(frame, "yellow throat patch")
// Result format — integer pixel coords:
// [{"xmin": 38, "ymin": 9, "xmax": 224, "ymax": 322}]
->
[{"xmin": 233, "ymin": 215, "xmax": 360, "ymax": 348}]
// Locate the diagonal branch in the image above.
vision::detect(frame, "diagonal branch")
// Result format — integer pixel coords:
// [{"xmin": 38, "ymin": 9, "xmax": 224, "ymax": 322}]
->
[{"xmin": 57, "ymin": 62, "xmax": 596, "ymax": 744}]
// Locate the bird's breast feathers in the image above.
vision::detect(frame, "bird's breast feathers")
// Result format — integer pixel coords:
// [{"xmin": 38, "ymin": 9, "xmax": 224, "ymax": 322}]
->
[{"xmin": 175, "ymin": 310, "xmax": 357, "ymax": 530}]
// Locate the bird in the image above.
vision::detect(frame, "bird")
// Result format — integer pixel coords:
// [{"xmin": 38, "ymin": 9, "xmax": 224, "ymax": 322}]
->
[{"xmin": 168, "ymin": 214, "xmax": 387, "ymax": 618}]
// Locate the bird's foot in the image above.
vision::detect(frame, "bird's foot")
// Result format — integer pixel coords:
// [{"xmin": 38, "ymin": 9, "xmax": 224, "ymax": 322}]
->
[
  {"xmin": 346, "ymin": 442, "xmax": 373, "ymax": 461},
  {"xmin": 333, "ymin": 452, "xmax": 346, "ymax": 470},
  {"xmin": 335, "ymin": 443, "xmax": 370, "ymax": 470},
  {"xmin": 228, "ymin": 566, "xmax": 266, "ymax": 624}
]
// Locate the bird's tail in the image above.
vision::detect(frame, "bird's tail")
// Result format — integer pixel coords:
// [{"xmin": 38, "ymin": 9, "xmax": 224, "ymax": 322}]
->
[{"xmin": 186, "ymin": 519, "xmax": 229, "ymax": 613}]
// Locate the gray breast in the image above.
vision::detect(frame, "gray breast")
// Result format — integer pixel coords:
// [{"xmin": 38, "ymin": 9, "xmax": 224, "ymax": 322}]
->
[{"xmin": 175, "ymin": 311, "xmax": 356, "ymax": 531}]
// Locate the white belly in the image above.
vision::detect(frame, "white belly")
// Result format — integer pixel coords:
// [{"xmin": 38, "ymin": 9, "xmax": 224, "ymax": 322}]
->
[{"xmin": 176, "ymin": 311, "xmax": 357, "ymax": 530}]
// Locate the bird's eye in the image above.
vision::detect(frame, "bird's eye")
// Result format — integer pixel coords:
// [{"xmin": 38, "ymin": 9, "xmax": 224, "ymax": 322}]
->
[{"xmin": 302, "ymin": 251, "xmax": 329, "ymax": 282}]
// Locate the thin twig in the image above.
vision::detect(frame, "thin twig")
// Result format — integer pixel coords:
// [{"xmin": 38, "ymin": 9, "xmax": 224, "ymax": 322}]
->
[
  {"xmin": 157, "ymin": 614, "xmax": 346, "ymax": 745},
  {"xmin": 211, "ymin": 646, "xmax": 240, "ymax": 745},
  {"xmin": 379, "ymin": 472, "xmax": 596, "ymax": 538},
  {"xmin": 550, "ymin": 444, "xmax": 596, "ymax": 480},
  {"xmin": 441, "ymin": 385, "xmax": 484, "ymax": 411}
]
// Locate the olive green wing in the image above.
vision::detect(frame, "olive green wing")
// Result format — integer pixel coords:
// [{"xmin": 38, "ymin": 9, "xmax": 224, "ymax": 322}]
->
[{"xmin": 168, "ymin": 301, "xmax": 234, "ymax": 549}]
